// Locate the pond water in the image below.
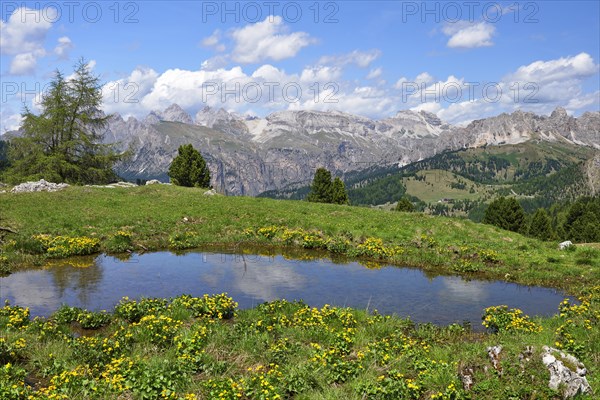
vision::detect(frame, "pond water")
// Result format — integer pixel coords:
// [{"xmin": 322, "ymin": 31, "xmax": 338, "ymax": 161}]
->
[{"xmin": 0, "ymin": 250, "xmax": 571, "ymax": 328}]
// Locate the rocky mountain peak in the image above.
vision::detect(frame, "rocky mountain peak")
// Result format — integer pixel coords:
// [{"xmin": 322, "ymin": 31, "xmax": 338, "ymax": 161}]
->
[
  {"xmin": 550, "ymin": 106, "xmax": 568, "ymax": 119},
  {"xmin": 142, "ymin": 105, "xmax": 193, "ymax": 125},
  {"xmin": 161, "ymin": 104, "xmax": 194, "ymax": 125}
]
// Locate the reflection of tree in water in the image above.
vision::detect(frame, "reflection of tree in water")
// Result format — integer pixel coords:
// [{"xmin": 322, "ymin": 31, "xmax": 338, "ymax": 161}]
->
[{"xmin": 47, "ymin": 255, "xmax": 104, "ymax": 306}]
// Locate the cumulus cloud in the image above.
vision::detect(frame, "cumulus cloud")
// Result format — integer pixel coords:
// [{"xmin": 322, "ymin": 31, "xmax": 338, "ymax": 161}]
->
[
  {"xmin": 443, "ymin": 21, "xmax": 495, "ymax": 49},
  {"xmin": 65, "ymin": 52, "xmax": 599, "ymax": 130},
  {"xmin": 1, "ymin": 7, "xmax": 72, "ymax": 75},
  {"xmin": 229, "ymin": 16, "xmax": 315, "ymax": 63},
  {"xmin": 102, "ymin": 67, "xmax": 160, "ymax": 117},
  {"xmin": 506, "ymin": 52, "xmax": 598, "ymax": 83},
  {"xmin": 366, "ymin": 67, "xmax": 383, "ymax": 80},
  {"xmin": 0, "ymin": 7, "xmax": 54, "ymax": 55},
  {"xmin": 201, "ymin": 29, "xmax": 226, "ymax": 52},
  {"xmin": 1, "ymin": 113, "xmax": 24, "ymax": 133},
  {"xmin": 54, "ymin": 36, "xmax": 73, "ymax": 59},
  {"xmin": 318, "ymin": 49, "xmax": 382, "ymax": 68},
  {"xmin": 10, "ymin": 52, "xmax": 38, "ymax": 75}
]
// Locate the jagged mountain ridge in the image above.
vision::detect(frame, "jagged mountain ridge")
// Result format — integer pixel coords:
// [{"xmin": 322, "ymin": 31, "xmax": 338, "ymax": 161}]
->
[{"xmin": 104, "ymin": 105, "xmax": 599, "ymax": 195}]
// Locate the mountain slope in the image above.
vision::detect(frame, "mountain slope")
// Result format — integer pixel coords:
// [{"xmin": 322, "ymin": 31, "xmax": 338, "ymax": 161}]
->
[{"xmin": 262, "ymin": 142, "xmax": 599, "ymax": 216}]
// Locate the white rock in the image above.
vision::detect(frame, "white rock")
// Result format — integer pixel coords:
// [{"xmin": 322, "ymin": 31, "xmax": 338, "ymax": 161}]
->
[
  {"xmin": 203, "ymin": 189, "xmax": 217, "ymax": 196},
  {"xmin": 559, "ymin": 241, "xmax": 573, "ymax": 250},
  {"xmin": 10, "ymin": 179, "xmax": 69, "ymax": 193},
  {"xmin": 145, "ymin": 179, "xmax": 162, "ymax": 185},
  {"xmin": 541, "ymin": 346, "xmax": 591, "ymax": 398}
]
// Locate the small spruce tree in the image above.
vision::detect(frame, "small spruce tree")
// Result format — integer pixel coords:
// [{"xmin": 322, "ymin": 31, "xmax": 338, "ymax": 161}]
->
[
  {"xmin": 528, "ymin": 208, "xmax": 553, "ymax": 241},
  {"xmin": 483, "ymin": 197, "xmax": 526, "ymax": 233},
  {"xmin": 331, "ymin": 177, "xmax": 349, "ymax": 205},
  {"xmin": 307, "ymin": 168, "xmax": 333, "ymax": 203},
  {"xmin": 395, "ymin": 197, "xmax": 415, "ymax": 212},
  {"xmin": 168, "ymin": 144, "xmax": 211, "ymax": 188}
]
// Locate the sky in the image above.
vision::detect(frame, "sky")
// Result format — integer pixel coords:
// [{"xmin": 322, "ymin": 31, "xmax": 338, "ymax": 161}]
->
[{"xmin": 1, "ymin": 0, "xmax": 599, "ymax": 133}]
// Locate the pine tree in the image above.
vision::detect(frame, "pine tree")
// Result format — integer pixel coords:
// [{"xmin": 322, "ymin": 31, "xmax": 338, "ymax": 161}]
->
[
  {"xmin": 483, "ymin": 197, "xmax": 526, "ymax": 233},
  {"xmin": 528, "ymin": 208, "xmax": 553, "ymax": 241},
  {"xmin": 563, "ymin": 197, "xmax": 600, "ymax": 242},
  {"xmin": 307, "ymin": 168, "xmax": 333, "ymax": 203},
  {"xmin": 395, "ymin": 197, "xmax": 415, "ymax": 212},
  {"xmin": 331, "ymin": 177, "xmax": 349, "ymax": 205},
  {"xmin": 5, "ymin": 59, "xmax": 124, "ymax": 184},
  {"xmin": 168, "ymin": 144, "xmax": 211, "ymax": 188}
]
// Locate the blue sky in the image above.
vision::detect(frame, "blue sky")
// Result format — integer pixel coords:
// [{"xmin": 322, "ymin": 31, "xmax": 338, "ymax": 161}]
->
[{"xmin": 1, "ymin": 1, "xmax": 599, "ymax": 132}]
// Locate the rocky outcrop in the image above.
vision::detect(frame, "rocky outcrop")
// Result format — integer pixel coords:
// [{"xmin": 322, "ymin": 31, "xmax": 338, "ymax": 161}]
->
[
  {"xmin": 542, "ymin": 346, "xmax": 592, "ymax": 399},
  {"xmin": 10, "ymin": 179, "xmax": 69, "ymax": 193}
]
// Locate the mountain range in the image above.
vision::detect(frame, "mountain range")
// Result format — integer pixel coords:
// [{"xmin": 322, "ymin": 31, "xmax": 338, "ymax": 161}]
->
[{"xmin": 102, "ymin": 105, "xmax": 599, "ymax": 196}]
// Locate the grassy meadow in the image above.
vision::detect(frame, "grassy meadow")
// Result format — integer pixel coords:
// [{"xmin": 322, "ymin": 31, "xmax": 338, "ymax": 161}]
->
[{"xmin": 1, "ymin": 185, "xmax": 599, "ymax": 399}]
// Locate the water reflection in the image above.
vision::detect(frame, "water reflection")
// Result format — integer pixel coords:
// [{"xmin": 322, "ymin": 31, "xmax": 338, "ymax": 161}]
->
[{"xmin": 0, "ymin": 250, "xmax": 571, "ymax": 328}]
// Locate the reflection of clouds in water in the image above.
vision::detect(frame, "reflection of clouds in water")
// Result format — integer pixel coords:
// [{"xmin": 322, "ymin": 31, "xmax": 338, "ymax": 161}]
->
[
  {"xmin": 233, "ymin": 261, "xmax": 306, "ymax": 302},
  {"xmin": 439, "ymin": 277, "xmax": 488, "ymax": 304},
  {"xmin": 0, "ymin": 271, "xmax": 62, "ymax": 313},
  {"xmin": 201, "ymin": 254, "xmax": 308, "ymax": 302}
]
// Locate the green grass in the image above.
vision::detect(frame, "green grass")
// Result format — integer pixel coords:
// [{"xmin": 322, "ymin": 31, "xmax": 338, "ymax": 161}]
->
[
  {"xmin": 1, "ymin": 290, "xmax": 598, "ymax": 399},
  {"xmin": 1, "ymin": 185, "xmax": 599, "ymax": 293}
]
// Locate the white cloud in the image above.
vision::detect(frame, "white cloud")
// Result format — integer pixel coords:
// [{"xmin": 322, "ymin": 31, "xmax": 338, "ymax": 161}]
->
[
  {"xmin": 102, "ymin": 67, "xmax": 160, "ymax": 117},
  {"xmin": 230, "ymin": 16, "xmax": 315, "ymax": 63},
  {"xmin": 0, "ymin": 7, "xmax": 54, "ymax": 55},
  {"xmin": 318, "ymin": 49, "xmax": 382, "ymax": 68},
  {"xmin": 1, "ymin": 7, "xmax": 71, "ymax": 75},
  {"xmin": 443, "ymin": 21, "xmax": 495, "ymax": 49},
  {"xmin": 1, "ymin": 113, "xmax": 23, "ymax": 133},
  {"xmin": 506, "ymin": 52, "xmax": 598, "ymax": 83},
  {"xmin": 201, "ymin": 29, "xmax": 226, "ymax": 52},
  {"xmin": 565, "ymin": 91, "xmax": 600, "ymax": 112},
  {"xmin": 366, "ymin": 67, "xmax": 383, "ymax": 80},
  {"xmin": 73, "ymin": 53, "xmax": 597, "ymax": 129},
  {"xmin": 10, "ymin": 52, "xmax": 38, "ymax": 75},
  {"xmin": 416, "ymin": 72, "xmax": 434, "ymax": 85},
  {"xmin": 54, "ymin": 36, "xmax": 73, "ymax": 59},
  {"xmin": 410, "ymin": 102, "xmax": 442, "ymax": 114},
  {"xmin": 394, "ymin": 77, "xmax": 407, "ymax": 89},
  {"xmin": 300, "ymin": 66, "xmax": 342, "ymax": 82},
  {"xmin": 394, "ymin": 72, "xmax": 434, "ymax": 90}
]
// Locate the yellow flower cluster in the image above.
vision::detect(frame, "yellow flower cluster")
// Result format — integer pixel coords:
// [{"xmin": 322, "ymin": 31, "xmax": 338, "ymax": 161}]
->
[
  {"xmin": 0, "ymin": 303, "xmax": 30, "ymax": 330},
  {"xmin": 168, "ymin": 231, "xmax": 199, "ymax": 250},
  {"xmin": 246, "ymin": 225, "xmax": 404, "ymax": 261},
  {"xmin": 554, "ymin": 286, "xmax": 599, "ymax": 357},
  {"xmin": 132, "ymin": 314, "xmax": 183, "ymax": 346},
  {"xmin": 356, "ymin": 237, "xmax": 403, "ymax": 259},
  {"xmin": 33, "ymin": 234, "xmax": 100, "ymax": 257},
  {"xmin": 482, "ymin": 305, "xmax": 542, "ymax": 333}
]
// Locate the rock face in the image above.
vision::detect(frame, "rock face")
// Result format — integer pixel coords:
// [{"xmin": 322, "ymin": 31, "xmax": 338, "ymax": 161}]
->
[
  {"xmin": 542, "ymin": 346, "xmax": 592, "ymax": 399},
  {"xmin": 101, "ymin": 106, "xmax": 600, "ymax": 196},
  {"xmin": 10, "ymin": 179, "xmax": 69, "ymax": 193}
]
